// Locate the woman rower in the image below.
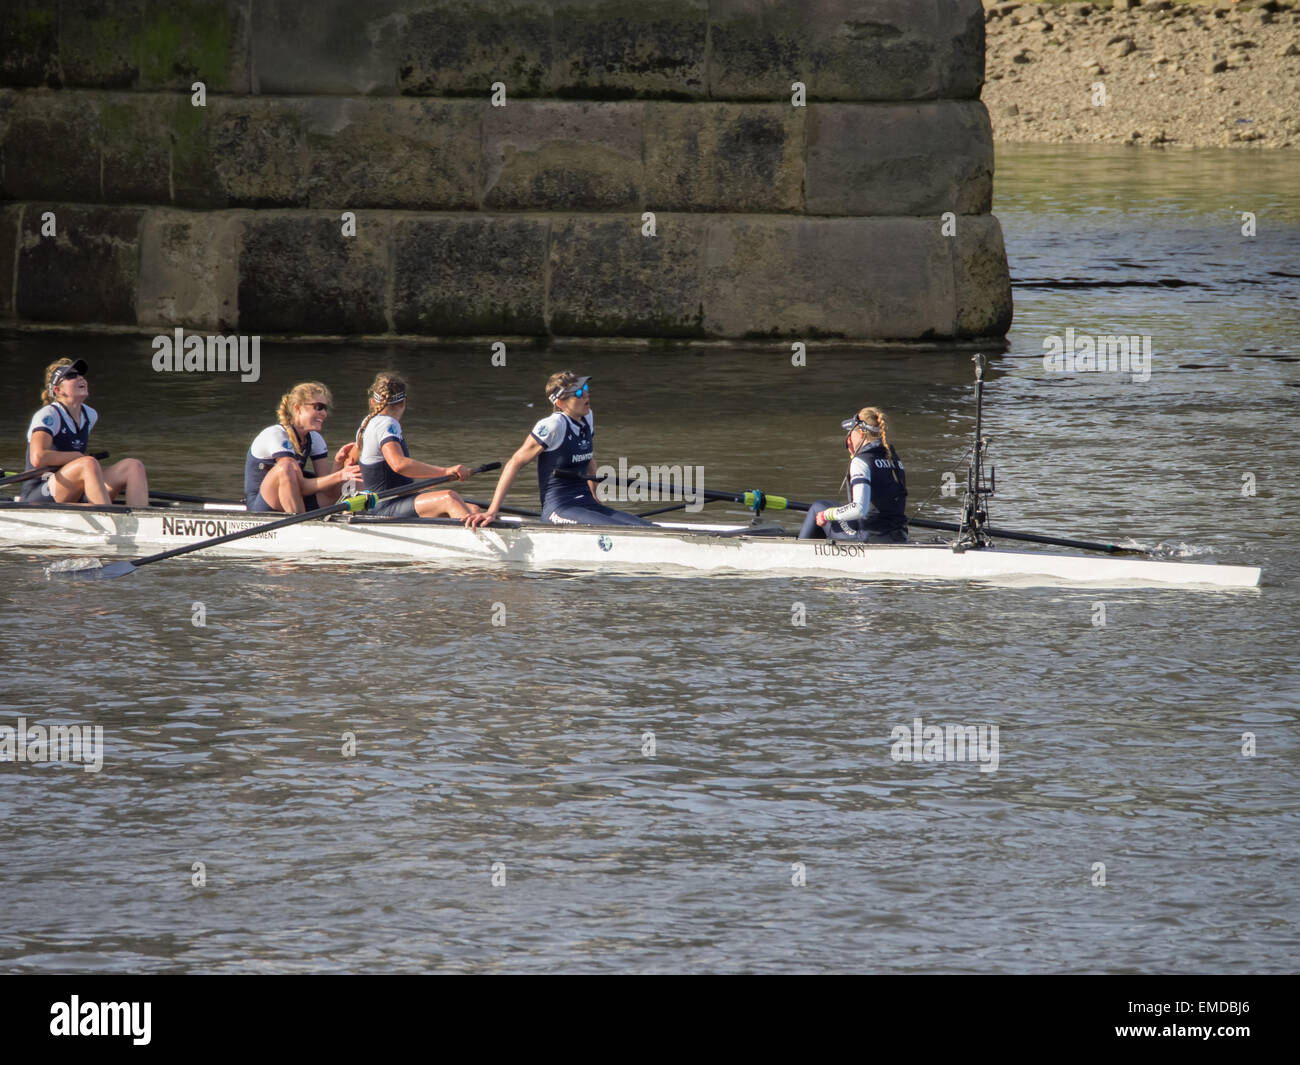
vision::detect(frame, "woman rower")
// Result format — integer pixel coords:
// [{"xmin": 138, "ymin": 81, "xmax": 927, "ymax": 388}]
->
[
  {"xmin": 798, "ymin": 407, "xmax": 909, "ymax": 543},
  {"xmin": 21, "ymin": 358, "xmax": 149, "ymax": 507},
  {"xmin": 244, "ymin": 381, "xmax": 360, "ymax": 513},
  {"xmin": 345, "ymin": 372, "xmax": 480, "ymax": 519},
  {"xmin": 466, "ymin": 370, "xmax": 653, "ymax": 528}
]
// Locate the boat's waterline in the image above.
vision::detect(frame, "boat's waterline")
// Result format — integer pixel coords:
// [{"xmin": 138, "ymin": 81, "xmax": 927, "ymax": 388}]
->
[{"xmin": 0, "ymin": 503, "xmax": 1262, "ymax": 589}]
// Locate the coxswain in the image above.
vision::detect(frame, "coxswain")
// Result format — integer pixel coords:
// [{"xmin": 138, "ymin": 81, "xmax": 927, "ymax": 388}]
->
[
  {"xmin": 244, "ymin": 381, "xmax": 360, "ymax": 513},
  {"xmin": 346, "ymin": 372, "xmax": 480, "ymax": 519},
  {"xmin": 798, "ymin": 407, "xmax": 908, "ymax": 543},
  {"xmin": 21, "ymin": 358, "xmax": 148, "ymax": 506},
  {"xmin": 465, "ymin": 370, "xmax": 653, "ymax": 528}
]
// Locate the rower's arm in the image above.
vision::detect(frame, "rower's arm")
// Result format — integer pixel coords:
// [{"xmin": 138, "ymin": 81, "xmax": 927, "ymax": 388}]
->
[
  {"xmin": 380, "ymin": 440, "xmax": 468, "ymax": 481},
  {"xmin": 586, "ymin": 458, "xmax": 600, "ymax": 498},
  {"xmin": 465, "ymin": 435, "xmax": 544, "ymax": 526},
  {"xmin": 826, "ymin": 459, "xmax": 871, "ymax": 523},
  {"xmin": 27, "ymin": 430, "xmax": 87, "ymax": 469}
]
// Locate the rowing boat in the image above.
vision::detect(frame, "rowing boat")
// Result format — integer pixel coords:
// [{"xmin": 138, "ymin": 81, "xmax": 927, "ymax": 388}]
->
[{"xmin": 0, "ymin": 500, "xmax": 1262, "ymax": 589}]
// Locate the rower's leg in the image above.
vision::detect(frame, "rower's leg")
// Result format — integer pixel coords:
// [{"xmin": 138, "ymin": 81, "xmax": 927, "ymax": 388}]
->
[
  {"xmin": 797, "ymin": 501, "xmax": 834, "ymax": 540},
  {"xmin": 104, "ymin": 458, "xmax": 148, "ymax": 508},
  {"xmin": 259, "ymin": 464, "xmax": 304, "ymax": 513},
  {"xmin": 414, "ymin": 490, "xmax": 481, "ymax": 520},
  {"xmin": 49, "ymin": 455, "xmax": 111, "ymax": 506}
]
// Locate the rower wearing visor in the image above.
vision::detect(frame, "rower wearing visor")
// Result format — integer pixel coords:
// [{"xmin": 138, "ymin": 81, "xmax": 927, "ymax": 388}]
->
[
  {"xmin": 465, "ymin": 371, "xmax": 653, "ymax": 528},
  {"xmin": 20, "ymin": 358, "xmax": 149, "ymax": 507},
  {"xmin": 798, "ymin": 407, "xmax": 908, "ymax": 543},
  {"xmin": 244, "ymin": 381, "xmax": 360, "ymax": 513}
]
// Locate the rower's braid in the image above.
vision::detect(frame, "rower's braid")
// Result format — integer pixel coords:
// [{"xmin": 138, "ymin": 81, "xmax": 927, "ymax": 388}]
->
[
  {"xmin": 276, "ymin": 382, "xmax": 330, "ymax": 457},
  {"xmin": 356, "ymin": 372, "xmax": 406, "ymax": 456},
  {"xmin": 857, "ymin": 406, "xmax": 900, "ymax": 481}
]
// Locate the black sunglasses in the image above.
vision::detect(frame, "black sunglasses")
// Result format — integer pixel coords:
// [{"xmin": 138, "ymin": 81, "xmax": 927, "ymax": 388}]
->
[{"xmin": 309, "ymin": 402, "xmax": 329, "ymax": 412}]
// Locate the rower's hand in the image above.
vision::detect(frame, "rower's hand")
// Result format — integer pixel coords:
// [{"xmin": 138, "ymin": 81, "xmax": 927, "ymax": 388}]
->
[
  {"xmin": 340, "ymin": 460, "xmax": 362, "ymax": 482},
  {"xmin": 816, "ymin": 510, "xmax": 828, "ymax": 527},
  {"xmin": 465, "ymin": 508, "xmax": 497, "ymax": 529},
  {"xmin": 450, "ymin": 464, "xmax": 472, "ymax": 482},
  {"xmin": 335, "ymin": 443, "xmax": 358, "ymax": 466}
]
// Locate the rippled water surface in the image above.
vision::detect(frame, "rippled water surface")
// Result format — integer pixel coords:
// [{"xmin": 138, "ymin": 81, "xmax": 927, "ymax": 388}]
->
[{"xmin": 1, "ymin": 145, "xmax": 1297, "ymax": 972}]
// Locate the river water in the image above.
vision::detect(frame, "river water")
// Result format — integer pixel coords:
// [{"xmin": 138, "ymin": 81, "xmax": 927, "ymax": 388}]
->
[{"xmin": 1, "ymin": 145, "xmax": 1297, "ymax": 973}]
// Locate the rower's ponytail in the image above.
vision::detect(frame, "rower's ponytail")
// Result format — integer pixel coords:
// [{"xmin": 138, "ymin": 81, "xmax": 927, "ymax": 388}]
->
[
  {"xmin": 276, "ymin": 381, "xmax": 331, "ymax": 457},
  {"xmin": 41, "ymin": 358, "xmax": 74, "ymax": 406},
  {"xmin": 855, "ymin": 406, "xmax": 900, "ymax": 480},
  {"xmin": 356, "ymin": 372, "xmax": 408, "ymax": 455}
]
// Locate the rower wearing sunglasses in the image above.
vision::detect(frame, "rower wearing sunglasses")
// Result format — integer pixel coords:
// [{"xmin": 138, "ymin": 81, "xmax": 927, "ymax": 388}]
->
[
  {"xmin": 465, "ymin": 371, "xmax": 654, "ymax": 528},
  {"xmin": 798, "ymin": 407, "xmax": 908, "ymax": 543},
  {"xmin": 244, "ymin": 381, "xmax": 360, "ymax": 513},
  {"xmin": 20, "ymin": 358, "xmax": 149, "ymax": 506}
]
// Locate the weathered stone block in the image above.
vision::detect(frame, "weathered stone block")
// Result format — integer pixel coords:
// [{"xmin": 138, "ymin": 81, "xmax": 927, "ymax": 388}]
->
[
  {"xmin": 483, "ymin": 101, "xmax": 642, "ymax": 210},
  {"xmin": 16, "ymin": 204, "xmax": 143, "ymax": 324},
  {"xmin": 805, "ymin": 101, "xmax": 993, "ymax": 216},
  {"xmin": 169, "ymin": 93, "xmax": 224, "ymax": 207},
  {"xmin": 0, "ymin": 0, "xmax": 60, "ymax": 88},
  {"xmin": 253, "ymin": 0, "xmax": 403, "ymax": 94},
  {"xmin": 399, "ymin": 1, "xmax": 552, "ymax": 97},
  {"xmin": 59, "ymin": 0, "xmax": 144, "ymax": 89},
  {"xmin": 952, "ymin": 214, "xmax": 1012, "ymax": 338},
  {"xmin": 0, "ymin": 204, "xmax": 21, "ymax": 318},
  {"xmin": 238, "ymin": 214, "xmax": 389, "ymax": 334},
  {"xmin": 136, "ymin": 0, "xmax": 251, "ymax": 93},
  {"xmin": 700, "ymin": 217, "xmax": 954, "ymax": 339},
  {"xmin": 0, "ymin": 92, "xmax": 102, "ymax": 202},
  {"xmin": 138, "ymin": 209, "xmax": 239, "ymax": 330},
  {"xmin": 549, "ymin": 215, "xmax": 704, "ymax": 336},
  {"xmin": 708, "ymin": 0, "xmax": 984, "ymax": 101},
  {"xmin": 551, "ymin": 0, "xmax": 707, "ymax": 98},
  {"xmin": 99, "ymin": 94, "xmax": 172, "ymax": 204},
  {"xmin": 393, "ymin": 216, "xmax": 548, "ymax": 334},
  {"xmin": 304, "ymin": 98, "xmax": 481, "ymax": 210},
  {"xmin": 643, "ymin": 102, "xmax": 802, "ymax": 211},
  {"xmin": 208, "ymin": 99, "xmax": 311, "ymax": 207}
]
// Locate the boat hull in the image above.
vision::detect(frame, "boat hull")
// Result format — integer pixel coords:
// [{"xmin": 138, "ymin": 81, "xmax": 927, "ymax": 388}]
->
[{"xmin": 0, "ymin": 502, "xmax": 1263, "ymax": 589}]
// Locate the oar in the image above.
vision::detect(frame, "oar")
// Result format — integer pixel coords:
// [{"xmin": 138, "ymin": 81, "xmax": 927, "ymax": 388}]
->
[
  {"xmin": 0, "ymin": 452, "xmax": 110, "ymax": 490},
  {"xmin": 54, "ymin": 463, "xmax": 500, "ymax": 580},
  {"xmin": 150, "ymin": 490, "xmax": 243, "ymax": 506},
  {"xmin": 906, "ymin": 516, "xmax": 1146, "ymax": 556},
  {"xmin": 694, "ymin": 486, "xmax": 1148, "ymax": 557},
  {"xmin": 462, "ymin": 497, "xmax": 543, "ymax": 519}
]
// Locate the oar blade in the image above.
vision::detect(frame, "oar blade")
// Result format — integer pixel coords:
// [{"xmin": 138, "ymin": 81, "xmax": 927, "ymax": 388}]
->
[{"xmin": 44, "ymin": 557, "xmax": 137, "ymax": 580}]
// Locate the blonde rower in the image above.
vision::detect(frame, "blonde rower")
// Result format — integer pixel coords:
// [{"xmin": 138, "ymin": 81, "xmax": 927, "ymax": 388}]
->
[
  {"xmin": 244, "ymin": 382, "xmax": 360, "ymax": 513},
  {"xmin": 798, "ymin": 406, "xmax": 909, "ymax": 543},
  {"xmin": 21, "ymin": 358, "xmax": 148, "ymax": 507},
  {"xmin": 345, "ymin": 372, "xmax": 480, "ymax": 519}
]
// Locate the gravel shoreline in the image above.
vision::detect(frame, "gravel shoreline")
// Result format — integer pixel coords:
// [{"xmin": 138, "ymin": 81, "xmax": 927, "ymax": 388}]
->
[{"xmin": 983, "ymin": 1, "xmax": 1300, "ymax": 148}]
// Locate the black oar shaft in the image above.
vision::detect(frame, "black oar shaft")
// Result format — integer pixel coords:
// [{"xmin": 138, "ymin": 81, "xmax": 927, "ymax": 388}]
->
[
  {"xmin": 908, "ymin": 517, "xmax": 1130, "ymax": 555},
  {"xmin": 150, "ymin": 490, "xmax": 242, "ymax": 505},
  {"xmin": 700, "ymin": 484, "xmax": 1141, "ymax": 557},
  {"xmin": 462, "ymin": 498, "xmax": 542, "ymax": 519}
]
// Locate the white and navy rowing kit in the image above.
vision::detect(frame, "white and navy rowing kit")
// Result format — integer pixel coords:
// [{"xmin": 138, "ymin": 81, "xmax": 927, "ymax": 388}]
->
[
  {"xmin": 800, "ymin": 441, "xmax": 909, "ymax": 542},
  {"xmin": 531, "ymin": 411, "xmax": 651, "ymax": 526},
  {"xmin": 243, "ymin": 425, "xmax": 327, "ymax": 512},
  {"xmin": 358, "ymin": 414, "xmax": 419, "ymax": 518},
  {"xmin": 21, "ymin": 403, "xmax": 97, "ymax": 502}
]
